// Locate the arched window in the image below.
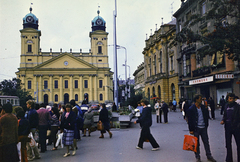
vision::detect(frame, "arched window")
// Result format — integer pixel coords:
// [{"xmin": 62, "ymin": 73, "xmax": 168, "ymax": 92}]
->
[
  {"xmin": 171, "ymin": 84, "xmax": 175, "ymax": 101},
  {"xmin": 148, "ymin": 88, "xmax": 150, "ymax": 99},
  {"xmin": 158, "ymin": 85, "xmax": 161, "ymax": 99},
  {"xmin": 152, "ymin": 87, "xmax": 156, "ymax": 97},
  {"xmin": 44, "ymin": 94, "xmax": 48, "ymax": 105},
  {"xmin": 75, "ymin": 94, "xmax": 78, "ymax": 101},
  {"xmin": 100, "ymin": 94, "xmax": 103, "ymax": 101},
  {"xmin": 64, "ymin": 93, "xmax": 69, "ymax": 104},
  {"xmin": 55, "ymin": 94, "xmax": 58, "ymax": 102}
]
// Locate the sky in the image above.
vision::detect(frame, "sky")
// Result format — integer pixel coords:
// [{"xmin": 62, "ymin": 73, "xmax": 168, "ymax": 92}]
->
[{"xmin": 0, "ymin": 0, "xmax": 181, "ymax": 82}]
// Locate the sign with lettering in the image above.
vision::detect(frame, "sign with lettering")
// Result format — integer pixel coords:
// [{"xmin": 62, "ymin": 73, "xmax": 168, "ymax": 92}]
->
[
  {"xmin": 215, "ymin": 74, "xmax": 234, "ymax": 79},
  {"xmin": 189, "ymin": 76, "xmax": 213, "ymax": 85}
]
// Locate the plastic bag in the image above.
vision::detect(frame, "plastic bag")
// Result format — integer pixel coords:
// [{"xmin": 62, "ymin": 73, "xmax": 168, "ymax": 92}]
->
[
  {"xmin": 183, "ymin": 135, "xmax": 198, "ymax": 153},
  {"xmin": 28, "ymin": 132, "xmax": 37, "ymax": 147}
]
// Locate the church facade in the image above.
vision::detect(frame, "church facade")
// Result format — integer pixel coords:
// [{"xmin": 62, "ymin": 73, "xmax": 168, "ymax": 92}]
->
[{"xmin": 16, "ymin": 7, "xmax": 113, "ymax": 105}]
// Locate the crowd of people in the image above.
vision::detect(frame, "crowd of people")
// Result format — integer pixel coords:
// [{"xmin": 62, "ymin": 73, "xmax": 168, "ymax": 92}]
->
[
  {"xmin": 0, "ymin": 99, "xmax": 113, "ymax": 162},
  {"xmin": 0, "ymin": 93, "xmax": 239, "ymax": 162}
]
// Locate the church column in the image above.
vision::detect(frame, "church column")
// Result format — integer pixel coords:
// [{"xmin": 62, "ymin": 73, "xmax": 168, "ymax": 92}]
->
[
  {"xmin": 89, "ymin": 75, "xmax": 93, "ymax": 103},
  {"xmin": 59, "ymin": 75, "xmax": 63, "ymax": 104},
  {"xmin": 104, "ymin": 74, "xmax": 109, "ymax": 102},
  {"xmin": 94, "ymin": 75, "xmax": 98, "ymax": 102},
  {"xmin": 79, "ymin": 75, "xmax": 83, "ymax": 102},
  {"xmin": 39, "ymin": 75, "xmax": 43, "ymax": 103},
  {"xmin": 33, "ymin": 75, "xmax": 37, "ymax": 101},
  {"xmin": 49, "ymin": 74, "xmax": 53, "ymax": 105},
  {"xmin": 69, "ymin": 74, "xmax": 73, "ymax": 101}
]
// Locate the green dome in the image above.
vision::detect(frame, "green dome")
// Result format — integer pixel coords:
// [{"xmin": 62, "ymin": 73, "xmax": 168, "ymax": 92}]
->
[{"xmin": 23, "ymin": 7, "xmax": 39, "ymax": 29}]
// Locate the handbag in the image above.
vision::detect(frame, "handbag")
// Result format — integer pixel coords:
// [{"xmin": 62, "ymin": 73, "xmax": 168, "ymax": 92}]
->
[
  {"xmin": 183, "ymin": 135, "xmax": 198, "ymax": 153},
  {"xmin": 97, "ymin": 121, "xmax": 104, "ymax": 131}
]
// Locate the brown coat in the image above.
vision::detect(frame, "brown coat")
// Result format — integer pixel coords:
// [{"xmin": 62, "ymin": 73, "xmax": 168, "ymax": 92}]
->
[{"xmin": 0, "ymin": 113, "xmax": 18, "ymax": 147}]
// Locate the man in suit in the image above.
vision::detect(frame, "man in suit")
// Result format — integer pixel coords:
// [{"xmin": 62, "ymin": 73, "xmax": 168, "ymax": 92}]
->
[
  {"xmin": 187, "ymin": 94, "xmax": 216, "ymax": 162},
  {"xmin": 161, "ymin": 100, "xmax": 168, "ymax": 124}
]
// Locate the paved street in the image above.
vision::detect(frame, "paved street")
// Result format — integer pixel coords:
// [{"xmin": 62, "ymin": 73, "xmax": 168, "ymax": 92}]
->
[{"xmin": 32, "ymin": 109, "xmax": 237, "ymax": 162}]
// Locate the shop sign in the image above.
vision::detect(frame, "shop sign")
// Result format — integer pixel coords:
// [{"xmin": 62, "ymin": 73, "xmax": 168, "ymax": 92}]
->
[
  {"xmin": 189, "ymin": 76, "xmax": 213, "ymax": 85},
  {"xmin": 215, "ymin": 74, "xmax": 234, "ymax": 79}
]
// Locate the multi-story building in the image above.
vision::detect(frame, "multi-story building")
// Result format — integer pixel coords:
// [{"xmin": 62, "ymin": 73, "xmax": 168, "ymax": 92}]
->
[
  {"xmin": 133, "ymin": 62, "xmax": 145, "ymax": 95},
  {"xmin": 16, "ymin": 7, "xmax": 113, "ymax": 105},
  {"xmin": 142, "ymin": 20, "xmax": 179, "ymax": 104},
  {"xmin": 173, "ymin": 0, "xmax": 240, "ymax": 103}
]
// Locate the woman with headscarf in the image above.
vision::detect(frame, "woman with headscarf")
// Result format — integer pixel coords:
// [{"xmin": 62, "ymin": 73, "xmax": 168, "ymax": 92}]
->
[{"xmin": 99, "ymin": 103, "xmax": 112, "ymax": 138}]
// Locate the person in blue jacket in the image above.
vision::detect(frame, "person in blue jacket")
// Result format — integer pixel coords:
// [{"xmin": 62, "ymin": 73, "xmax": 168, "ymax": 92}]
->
[{"xmin": 134, "ymin": 99, "xmax": 159, "ymax": 151}]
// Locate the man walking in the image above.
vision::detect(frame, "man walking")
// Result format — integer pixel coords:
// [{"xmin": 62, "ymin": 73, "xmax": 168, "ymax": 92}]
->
[
  {"xmin": 37, "ymin": 103, "xmax": 51, "ymax": 153},
  {"xmin": 161, "ymin": 100, "xmax": 168, "ymax": 124},
  {"xmin": 172, "ymin": 99, "xmax": 177, "ymax": 112},
  {"xmin": 220, "ymin": 93, "xmax": 240, "ymax": 162},
  {"xmin": 187, "ymin": 94, "xmax": 216, "ymax": 162}
]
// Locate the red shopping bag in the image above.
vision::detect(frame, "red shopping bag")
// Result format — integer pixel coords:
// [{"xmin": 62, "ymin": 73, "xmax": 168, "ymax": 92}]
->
[{"xmin": 183, "ymin": 135, "xmax": 198, "ymax": 153}]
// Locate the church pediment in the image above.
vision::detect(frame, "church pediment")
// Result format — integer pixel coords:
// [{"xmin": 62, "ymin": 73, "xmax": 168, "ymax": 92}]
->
[{"xmin": 33, "ymin": 53, "xmax": 97, "ymax": 70}]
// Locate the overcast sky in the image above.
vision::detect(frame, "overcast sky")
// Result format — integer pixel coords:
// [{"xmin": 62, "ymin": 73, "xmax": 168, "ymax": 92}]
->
[{"xmin": 0, "ymin": 0, "xmax": 181, "ymax": 82}]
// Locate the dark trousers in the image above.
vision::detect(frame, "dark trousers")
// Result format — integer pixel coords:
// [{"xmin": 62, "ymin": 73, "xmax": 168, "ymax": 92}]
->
[
  {"xmin": 194, "ymin": 127, "xmax": 212, "ymax": 159},
  {"xmin": 156, "ymin": 109, "xmax": 162, "ymax": 123},
  {"xmin": 39, "ymin": 125, "xmax": 48, "ymax": 152},
  {"xmin": 137, "ymin": 126, "xmax": 159, "ymax": 148},
  {"xmin": 51, "ymin": 126, "xmax": 59, "ymax": 148},
  {"xmin": 225, "ymin": 123, "xmax": 240, "ymax": 162},
  {"xmin": 210, "ymin": 108, "xmax": 215, "ymax": 119},
  {"xmin": 163, "ymin": 111, "xmax": 168, "ymax": 123}
]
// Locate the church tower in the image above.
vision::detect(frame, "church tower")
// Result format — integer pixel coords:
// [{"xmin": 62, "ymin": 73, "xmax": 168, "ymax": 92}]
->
[
  {"xmin": 89, "ymin": 9, "xmax": 108, "ymax": 57},
  {"xmin": 20, "ymin": 7, "xmax": 41, "ymax": 68}
]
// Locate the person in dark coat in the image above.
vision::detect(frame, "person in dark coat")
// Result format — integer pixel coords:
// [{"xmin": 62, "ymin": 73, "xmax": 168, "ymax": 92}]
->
[
  {"xmin": 220, "ymin": 95, "xmax": 226, "ymax": 115},
  {"xmin": 220, "ymin": 93, "xmax": 240, "ymax": 162},
  {"xmin": 17, "ymin": 110, "xmax": 30, "ymax": 162},
  {"xmin": 134, "ymin": 99, "xmax": 159, "ymax": 151},
  {"xmin": 161, "ymin": 100, "xmax": 169, "ymax": 123},
  {"xmin": 112, "ymin": 102, "xmax": 117, "ymax": 112},
  {"xmin": 99, "ymin": 103, "xmax": 112, "ymax": 138},
  {"xmin": 0, "ymin": 103, "xmax": 19, "ymax": 162},
  {"xmin": 187, "ymin": 94, "xmax": 216, "ymax": 162},
  {"xmin": 60, "ymin": 103, "xmax": 76, "ymax": 157},
  {"xmin": 208, "ymin": 97, "xmax": 215, "ymax": 120}
]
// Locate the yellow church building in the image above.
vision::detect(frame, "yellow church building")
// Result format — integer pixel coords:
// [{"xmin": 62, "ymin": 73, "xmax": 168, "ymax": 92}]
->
[{"xmin": 16, "ymin": 7, "xmax": 113, "ymax": 105}]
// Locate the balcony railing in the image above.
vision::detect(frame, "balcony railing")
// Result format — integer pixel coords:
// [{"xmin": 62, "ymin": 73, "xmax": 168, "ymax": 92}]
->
[{"xmin": 192, "ymin": 66, "xmax": 211, "ymax": 77}]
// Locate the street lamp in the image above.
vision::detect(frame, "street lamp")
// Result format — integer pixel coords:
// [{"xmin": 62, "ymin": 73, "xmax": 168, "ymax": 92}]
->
[{"xmin": 122, "ymin": 64, "xmax": 130, "ymax": 98}]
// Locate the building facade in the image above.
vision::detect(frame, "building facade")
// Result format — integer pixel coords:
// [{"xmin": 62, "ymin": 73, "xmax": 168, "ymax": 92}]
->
[
  {"xmin": 142, "ymin": 20, "xmax": 179, "ymax": 104},
  {"xmin": 133, "ymin": 62, "xmax": 145, "ymax": 95},
  {"xmin": 174, "ymin": 0, "xmax": 240, "ymax": 104},
  {"xmin": 16, "ymin": 7, "xmax": 113, "ymax": 105}
]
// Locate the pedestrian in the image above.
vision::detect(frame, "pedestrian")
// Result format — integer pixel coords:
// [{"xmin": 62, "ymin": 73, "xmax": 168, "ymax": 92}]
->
[
  {"xmin": 208, "ymin": 97, "xmax": 215, "ymax": 120},
  {"xmin": 72, "ymin": 107, "xmax": 82, "ymax": 152},
  {"xmin": 26, "ymin": 100, "xmax": 40, "ymax": 160},
  {"xmin": 134, "ymin": 99, "xmax": 159, "ymax": 151},
  {"xmin": 220, "ymin": 95, "xmax": 226, "ymax": 115},
  {"xmin": 169, "ymin": 100, "xmax": 173, "ymax": 111},
  {"xmin": 99, "ymin": 103, "xmax": 112, "ymax": 138},
  {"xmin": 220, "ymin": 93, "xmax": 240, "ymax": 162},
  {"xmin": 17, "ymin": 110, "xmax": 30, "ymax": 162},
  {"xmin": 187, "ymin": 94, "xmax": 216, "ymax": 162},
  {"xmin": 83, "ymin": 108, "xmax": 94, "ymax": 137},
  {"xmin": 182, "ymin": 99, "xmax": 190, "ymax": 121},
  {"xmin": 0, "ymin": 103, "xmax": 19, "ymax": 162},
  {"xmin": 154, "ymin": 100, "xmax": 162, "ymax": 123},
  {"xmin": 37, "ymin": 103, "xmax": 51, "ymax": 153},
  {"xmin": 235, "ymin": 96, "xmax": 240, "ymax": 105},
  {"xmin": 172, "ymin": 99, "xmax": 177, "ymax": 112},
  {"xmin": 112, "ymin": 102, "xmax": 117, "ymax": 112},
  {"xmin": 50, "ymin": 107, "xmax": 60, "ymax": 151},
  {"xmin": 161, "ymin": 100, "xmax": 168, "ymax": 124},
  {"xmin": 60, "ymin": 103, "xmax": 76, "ymax": 157}
]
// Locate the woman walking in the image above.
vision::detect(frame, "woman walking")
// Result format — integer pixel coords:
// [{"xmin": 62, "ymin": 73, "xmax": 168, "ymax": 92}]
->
[
  {"xmin": 50, "ymin": 107, "xmax": 60, "ymax": 151},
  {"xmin": 60, "ymin": 104, "xmax": 76, "ymax": 157},
  {"xmin": 99, "ymin": 103, "xmax": 112, "ymax": 138},
  {"xmin": 134, "ymin": 99, "xmax": 160, "ymax": 151}
]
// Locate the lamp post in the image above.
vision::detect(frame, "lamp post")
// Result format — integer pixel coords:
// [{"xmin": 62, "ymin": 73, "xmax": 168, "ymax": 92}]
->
[{"xmin": 122, "ymin": 64, "xmax": 130, "ymax": 98}]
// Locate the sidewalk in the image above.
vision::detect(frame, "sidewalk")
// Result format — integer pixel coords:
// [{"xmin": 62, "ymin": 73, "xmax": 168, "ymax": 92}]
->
[{"xmin": 34, "ymin": 109, "xmax": 237, "ymax": 162}]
